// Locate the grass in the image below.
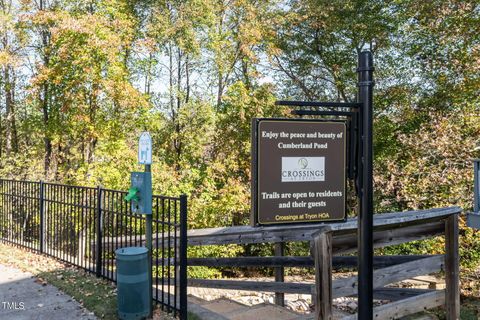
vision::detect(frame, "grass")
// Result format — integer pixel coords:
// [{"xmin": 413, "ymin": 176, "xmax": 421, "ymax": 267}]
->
[
  {"xmin": 423, "ymin": 296, "xmax": 480, "ymax": 320},
  {"xmin": 458, "ymin": 297, "xmax": 480, "ymax": 320},
  {"xmin": 39, "ymin": 268, "xmax": 118, "ymax": 319},
  {"xmin": 0, "ymin": 242, "xmax": 176, "ymax": 320},
  {"xmin": 187, "ymin": 313, "xmax": 202, "ymax": 320}
]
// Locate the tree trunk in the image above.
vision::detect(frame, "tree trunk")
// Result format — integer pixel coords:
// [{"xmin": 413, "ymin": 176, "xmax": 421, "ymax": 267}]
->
[
  {"xmin": 0, "ymin": 110, "xmax": 3, "ymax": 158},
  {"xmin": 2, "ymin": 6, "xmax": 18, "ymax": 156},
  {"xmin": 4, "ymin": 65, "xmax": 18, "ymax": 156},
  {"xmin": 40, "ymin": 0, "xmax": 52, "ymax": 178},
  {"xmin": 185, "ymin": 54, "xmax": 190, "ymax": 104},
  {"xmin": 10, "ymin": 70, "xmax": 18, "ymax": 152},
  {"xmin": 174, "ymin": 48, "xmax": 183, "ymax": 170},
  {"xmin": 217, "ymin": 72, "xmax": 224, "ymax": 109},
  {"xmin": 42, "ymin": 80, "xmax": 52, "ymax": 177}
]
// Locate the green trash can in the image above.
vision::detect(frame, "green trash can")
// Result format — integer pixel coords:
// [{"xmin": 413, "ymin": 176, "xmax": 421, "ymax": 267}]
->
[{"xmin": 116, "ymin": 247, "xmax": 149, "ymax": 320}]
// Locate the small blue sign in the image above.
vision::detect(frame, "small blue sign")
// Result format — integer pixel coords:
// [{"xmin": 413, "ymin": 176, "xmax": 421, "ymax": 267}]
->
[{"xmin": 138, "ymin": 132, "xmax": 152, "ymax": 165}]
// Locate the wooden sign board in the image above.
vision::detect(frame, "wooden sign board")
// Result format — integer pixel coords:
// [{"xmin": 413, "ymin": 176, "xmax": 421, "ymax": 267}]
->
[{"xmin": 251, "ymin": 119, "xmax": 346, "ymax": 225}]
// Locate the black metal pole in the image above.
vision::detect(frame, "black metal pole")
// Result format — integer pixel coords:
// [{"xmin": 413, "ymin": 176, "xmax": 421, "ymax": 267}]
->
[
  {"xmin": 39, "ymin": 180, "xmax": 45, "ymax": 253},
  {"xmin": 95, "ymin": 186, "xmax": 103, "ymax": 277},
  {"xmin": 179, "ymin": 194, "xmax": 188, "ymax": 320},
  {"xmin": 145, "ymin": 164, "xmax": 153, "ymax": 317},
  {"xmin": 357, "ymin": 50, "xmax": 374, "ymax": 319}
]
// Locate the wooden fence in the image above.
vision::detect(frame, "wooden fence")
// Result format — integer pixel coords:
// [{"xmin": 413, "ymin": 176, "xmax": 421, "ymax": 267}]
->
[{"xmin": 186, "ymin": 207, "xmax": 461, "ymax": 320}]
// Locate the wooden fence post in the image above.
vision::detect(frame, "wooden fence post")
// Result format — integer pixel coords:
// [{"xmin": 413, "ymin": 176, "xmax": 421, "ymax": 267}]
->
[
  {"xmin": 445, "ymin": 213, "xmax": 460, "ymax": 320},
  {"xmin": 311, "ymin": 226, "xmax": 332, "ymax": 320},
  {"xmin": 274, "ymin": 242, "xmax": 285, "ymax": 306}
]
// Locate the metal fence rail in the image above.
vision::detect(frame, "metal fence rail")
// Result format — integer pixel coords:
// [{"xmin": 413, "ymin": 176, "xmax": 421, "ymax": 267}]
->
[
  {"xmin": 0, "ymin": 179, "xmax": 187, "ymax": 319},
  {"xmin": 0, "ymin": 180, "xmax": 41, "ymax": 250}
]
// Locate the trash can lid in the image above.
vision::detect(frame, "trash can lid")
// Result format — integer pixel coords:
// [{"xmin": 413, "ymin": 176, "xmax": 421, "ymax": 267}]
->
[{"xmin": 115, "ymin": 246, "xmax": 148, "ymax": 256}]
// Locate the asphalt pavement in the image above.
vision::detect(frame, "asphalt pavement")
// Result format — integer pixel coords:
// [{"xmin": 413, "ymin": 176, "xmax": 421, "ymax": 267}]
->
[{"xmin": 0, "ymin": 264, "xmax": 96, "ymax": 320}]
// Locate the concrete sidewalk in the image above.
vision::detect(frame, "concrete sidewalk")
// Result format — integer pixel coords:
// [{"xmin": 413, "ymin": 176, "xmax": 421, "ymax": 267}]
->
[{"xmin": 0, "ymin": 264, "xmax": 96, "ymax": 320}]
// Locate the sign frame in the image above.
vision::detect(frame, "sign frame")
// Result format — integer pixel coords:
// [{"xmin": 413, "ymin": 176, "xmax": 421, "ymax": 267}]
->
[{"xmin": 251, "ymin": 118, "xmax": 348, "ymax": 226}]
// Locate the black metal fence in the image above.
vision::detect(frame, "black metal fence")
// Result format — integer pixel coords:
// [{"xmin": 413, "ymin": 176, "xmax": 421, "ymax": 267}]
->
[{"xmin": 0, "ymin": 179, "xmax": 187, "ymax": 319}]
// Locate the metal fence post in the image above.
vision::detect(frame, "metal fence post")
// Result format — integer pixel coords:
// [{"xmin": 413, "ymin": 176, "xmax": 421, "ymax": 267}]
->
[
  {"xmin": 179, "ymin": 194, "xmax": 188, "ymax": 320},
  {"xmin": 39, "ymin": 180, "xmax": 45, "ymax": 253},
  {"xmin": 96, "ymin": 186, "xmax": 103, "ymax": 277}
]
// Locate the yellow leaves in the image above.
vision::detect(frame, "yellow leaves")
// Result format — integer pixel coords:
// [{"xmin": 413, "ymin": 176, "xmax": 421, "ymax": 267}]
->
[
  {"xmin": 135, "ymin": 37, "xmax": 157, "ymax": 55},
  {"xmin": 0, "ymin": 11, "xmax": 15, "ymax": 31},
  {"xmin": 0, "ymin": 50, "xmax": 15, "ymax": 66},
  {"xmin": 28, "ymin": 10, "xmax": 64, "ymax": 27},
  {"xmin": 24, "ymin": 5, "xmax": 147, "ymax": 118}
]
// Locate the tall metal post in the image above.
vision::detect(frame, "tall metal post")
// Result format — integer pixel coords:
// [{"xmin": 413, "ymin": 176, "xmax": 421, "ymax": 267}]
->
[
  {"xmin": 179, "ymin": 194, "xmax": 188, "ymax": 320},
  {"xmin": 39, "ymin": 181, "xmax": 45, "ymax": 253},
  {"xmin": 357, "ymin": 51, "xmax": 374, "ymax": 320},
  {"xmin": 145, "ymin": 164, "xmax": 153, "ymax": 317},
  {"xmin": 95, "ymin": 186, "xmax": 103, "ymax": 277}
]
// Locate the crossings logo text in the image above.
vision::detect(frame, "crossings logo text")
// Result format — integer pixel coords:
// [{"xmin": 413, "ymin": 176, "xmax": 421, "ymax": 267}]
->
[{"xmin": 281, "ymin": 157, "xmax": 325, "ymax": 182}]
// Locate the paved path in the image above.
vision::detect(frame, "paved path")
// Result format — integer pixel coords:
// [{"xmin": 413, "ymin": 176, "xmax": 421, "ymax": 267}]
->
[{"xmin": 0, "ymin": 264, "xmax": 96, "ymax": 320}]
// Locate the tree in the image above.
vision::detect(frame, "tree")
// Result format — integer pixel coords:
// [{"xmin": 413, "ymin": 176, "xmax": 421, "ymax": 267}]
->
[
  {"xmin": 0, "ymin": 0, "xmax": 24, "ymax": 156},
  {"xmin": 27, "ymin": 0, "xmax": 146, "ymax": 181},
  {"xmin": 269, "ymin": 0, "xmax": 400, "ymax": 102}
]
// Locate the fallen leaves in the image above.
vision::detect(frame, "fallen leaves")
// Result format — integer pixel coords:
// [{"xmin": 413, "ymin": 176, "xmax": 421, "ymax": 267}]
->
[{"xmin": 34, "ymin": 277, "xmax": 48, "ymax": 286}]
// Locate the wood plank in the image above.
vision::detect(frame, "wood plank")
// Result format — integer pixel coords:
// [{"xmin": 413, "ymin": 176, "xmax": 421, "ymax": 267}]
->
[
  {"xmin": 187, "ymin": 279, "xmax": 313, "ymax": 294},
  {"xmin": 333, "ymin": 255, "xmax": 441, "ymax": 269},
  {"xmin": 445, "ymin": 214, "xmax": 460, "ymax": 320},
  {"xmin": 333, "ymin": 221, "xmax": 444, "ymax": 255},
  {"xmin": 341, "ymin": 290, "xmax": 445, "ymax": 320},
  {"xmin": 93, "ymin": 207, "xmax": 460, "ymax": 249},
  {"xmin": 371, "ymin": 288, "xmax": 435, "ymax": 302},
  {"xmin": 186, "ymin": 255, "xmax": 439, "ymax": 269},
  {"xmin": 332, "ymin": 255, "xmax": 444, "ymax": 298},
  {"xmin": 144, "ymin": 217, "xmax": 444, "ymax": 251},
  {"xmin": 312, "ymin": 228, "xmax": 333, "ymax": 320},
  {"xmin": 186, "ymin": 207, "xmax": 460, "ymax": 245},
  {"xmin": 187, "ymin": 256, "xmax": 313, "ymax": 267}
]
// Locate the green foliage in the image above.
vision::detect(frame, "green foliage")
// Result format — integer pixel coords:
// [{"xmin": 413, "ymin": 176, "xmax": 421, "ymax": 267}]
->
[
  {"xmin": 1, "ymin": 0, "xmax": 480, "ymax": 276},
  {"xmin": 188, "ymin": 266, "xmax": 221, "ymax": 279},
  {"xmin": 187, "ymin": 244, "xmax": 243, "ymax": 278}
]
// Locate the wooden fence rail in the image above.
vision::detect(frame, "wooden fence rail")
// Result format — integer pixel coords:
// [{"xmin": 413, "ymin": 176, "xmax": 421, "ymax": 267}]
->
[{"xmin": 185, "ymin": 207, "xmax": 461, "ymax": 320}]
